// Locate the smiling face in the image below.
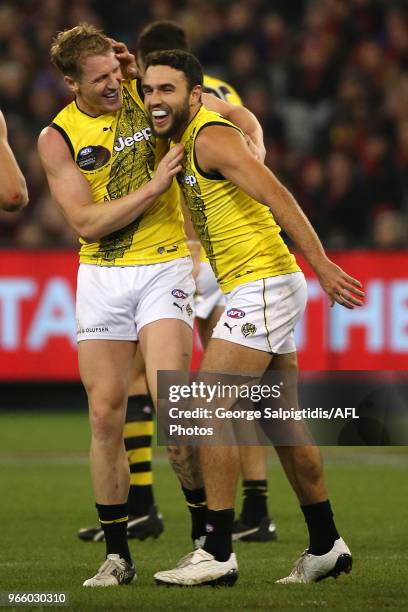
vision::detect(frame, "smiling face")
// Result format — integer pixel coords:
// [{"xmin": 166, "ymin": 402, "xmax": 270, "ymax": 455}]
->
[
  {"xmin": 65, "ymin": 51, "xmax": 123, "ymax": 116},
  {"xmin": 142, "ymin": 64, "xmax": 201, "ymax": 139}
]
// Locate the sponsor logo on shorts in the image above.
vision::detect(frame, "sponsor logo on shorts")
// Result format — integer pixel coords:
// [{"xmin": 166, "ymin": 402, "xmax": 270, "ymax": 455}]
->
[
  {"xmin": 241, "ymin": 322, "xmax": 256, "ymax": 337},
  {"xmin": 78, "ymin": 326, "xmax": 110, "ymax": 334},
  {"xmin": 223, "ymin": 322, "xmax": 237, "ymax": 334},
  {"xmin": 172, "ymin": 289, "xmax": 188, "ymax": 299},
  {"xmin": 76, "ymin": 146, "xmax": 111, "ymax": 170},
  {"xmin": 186, "ymin": 303, "xmax": 193, "ymax": 317},
  {"xmin": 227, "ymin": 308, "xmax": 245, "ymax": 319},
  {"xmin": 173, "ymin": 302, "xmax": 184, "ymax": 312}
]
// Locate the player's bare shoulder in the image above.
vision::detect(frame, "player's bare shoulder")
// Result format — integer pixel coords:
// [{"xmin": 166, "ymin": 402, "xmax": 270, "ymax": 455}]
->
[
  {"xmin": 195, "ymin": 122, "xmax": 238, "ymax": 149},
  {"xmin": 37, "ymin": 122, "xmax": 92, "ymax": 223},
  {"xmin": 195, "ymin": 123, "xmax": 246, "ymax": 172},
  {"xmin": 38, "ymin": 125, "xmax": 73, "ymax": 172}
]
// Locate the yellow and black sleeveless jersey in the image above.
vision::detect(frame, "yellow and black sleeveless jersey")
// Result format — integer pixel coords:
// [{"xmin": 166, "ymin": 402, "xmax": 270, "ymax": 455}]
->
[
  {"xmin": 173, "ymin": 106, "xmax": 300, "ymax": 293},
  {"xmin": 51, "ymin": 79, "xmax": 188, "ymax": 265},
  {"xmin": 203, "ymin": 75, "xmax": 242, "ymax": 106}
]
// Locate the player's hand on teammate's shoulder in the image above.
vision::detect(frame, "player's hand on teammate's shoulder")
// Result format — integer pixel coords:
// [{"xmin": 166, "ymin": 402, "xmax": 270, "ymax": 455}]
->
[
  {"xmin": 314, "ymin": 257, "xmax": 365, "ymax": 309},
  {"xmin": 151, "ymin": 143, "xmax": 184, "ymax": 194},
  {"xmin": 109, "ymin": 38, "xmax": 139, "ymax": 79}
]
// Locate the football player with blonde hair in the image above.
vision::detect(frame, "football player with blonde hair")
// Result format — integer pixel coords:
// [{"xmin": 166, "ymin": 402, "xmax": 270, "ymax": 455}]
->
[{"xmin": 40, "ymin": 23, "xmax": 264, "ymax": 587}]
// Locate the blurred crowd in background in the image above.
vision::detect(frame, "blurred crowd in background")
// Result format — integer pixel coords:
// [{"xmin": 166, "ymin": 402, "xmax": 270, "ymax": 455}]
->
[{"xmin": 1, "ymin": 0, "xmax": 408, "ymax": 250}]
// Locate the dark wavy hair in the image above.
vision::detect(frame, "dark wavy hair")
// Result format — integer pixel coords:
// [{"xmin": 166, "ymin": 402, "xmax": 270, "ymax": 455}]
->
[{"xmin": 144, "ymin": 49, "xmax": 203, "ymax": 91}]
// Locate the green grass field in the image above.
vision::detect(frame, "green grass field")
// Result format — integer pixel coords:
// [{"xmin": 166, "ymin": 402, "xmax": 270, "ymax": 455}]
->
[{"xmin": 0, "ymin": 411, "xmax": 407, "ymax": 611}]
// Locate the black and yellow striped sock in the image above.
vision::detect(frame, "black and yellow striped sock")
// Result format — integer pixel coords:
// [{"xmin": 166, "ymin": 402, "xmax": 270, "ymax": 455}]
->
[
  {"xmin": 182, "ymin": 486, "xmax": 207, "ymax": 542},
  {"xmin": 241, "ymin": 479, "xmax": 269, "ymax": 526},
  {"xmin": 124, "ymin": 394, "xmax": 155, "ymax": 517},
  {"xmin": 96, "ymin": 502, "xmax": 131, "ymax": 563}
]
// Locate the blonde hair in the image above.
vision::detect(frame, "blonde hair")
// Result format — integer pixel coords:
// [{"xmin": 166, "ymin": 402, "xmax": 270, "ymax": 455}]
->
[{"xmin": 50, "ymin": 23, "xmax": 112, "ymax": 80}]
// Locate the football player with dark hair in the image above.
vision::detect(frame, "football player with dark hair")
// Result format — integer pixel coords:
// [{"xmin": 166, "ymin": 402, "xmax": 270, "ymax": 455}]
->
[{"xmin": 143, "ymin": 49, "xmax": 362, "ymax": 587}]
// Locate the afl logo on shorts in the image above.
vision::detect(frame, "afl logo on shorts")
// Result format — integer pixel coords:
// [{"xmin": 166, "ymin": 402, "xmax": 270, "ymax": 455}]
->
[
  {"xmin": 77, "ymin": 146, "xmax": 111, "ymax": 170},
  {"xmin": 227, "ymin": 308, "xmax": 245, "ymax": 319},
  {"xmin": 172, "ymin": 289, "xmax": 188, "ymax": 299}
]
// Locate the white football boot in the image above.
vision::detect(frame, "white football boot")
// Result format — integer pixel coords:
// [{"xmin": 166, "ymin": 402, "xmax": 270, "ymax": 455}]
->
[
  {"xmin": 276, "ymin": 537, "xmax": 352, "ymax": 583},
  {"xmin": 83, "ymin": 554, "xmax": 136, "ymax": 587},
  {"xmin": 154, "ymin": 548, "xmax": 238, "ymax": 587}
]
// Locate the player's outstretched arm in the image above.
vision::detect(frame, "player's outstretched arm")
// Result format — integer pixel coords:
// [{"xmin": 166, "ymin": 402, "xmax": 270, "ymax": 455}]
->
[
  {"xmin": 202, "ymin": 93, "xmax": 265, "ymax": 162},
  {"xmin": 38, "ymin": 127, "xmax": 183, "ymax": 242},
  {"xmin": 195, "ymin": 125, "xmax": 364, "ymax": 309},
  {"xmin": 0, "ymin": 111, "xmax": 28, "ymax": 212}
]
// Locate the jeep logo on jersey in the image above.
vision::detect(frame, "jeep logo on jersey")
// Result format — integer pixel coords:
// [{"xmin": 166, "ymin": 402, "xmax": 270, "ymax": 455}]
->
[
  {"xmin": 185, "ymin": 175, "xmax": 197, "ymax": 187},
  {"xmin": 227, "ymin": 308, "xmax": 245, "ymax": 319},
  {"xmin": 76, "ymin": 146, "xmax": 111, "ymax": 170},
  {"xmin": 172, "ymin": 289, "xmax": 188, "ymax": 299},
  {"xmin": 114, "ymin": 128, "xmax": 152, "ymax": 152}
]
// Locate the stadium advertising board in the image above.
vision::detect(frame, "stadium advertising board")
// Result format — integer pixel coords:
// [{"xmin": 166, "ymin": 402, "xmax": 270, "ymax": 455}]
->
[{"xmin": 0, "ymin": 251, "xmax": 407, "ymax": 380}]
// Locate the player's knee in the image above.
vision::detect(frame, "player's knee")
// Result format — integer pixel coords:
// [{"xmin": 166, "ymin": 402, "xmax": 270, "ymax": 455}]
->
[
  {"xmin": 90, "ymin": 413, "xmax": 122, "ymax": 443},
  {"xmin": 89, "ymin": 402, "xmax": 125, "ymax": 443}
]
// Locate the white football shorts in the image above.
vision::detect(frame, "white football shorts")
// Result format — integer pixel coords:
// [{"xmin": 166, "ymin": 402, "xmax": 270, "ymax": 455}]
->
[
  {"xmin": 76, "ymin": 257, "xmax": 195, "ymax": 342},
  {"xmin": 195, "ymin": 261, "xmax": 226, "ymax": 319},
  {"xmin": 212, "ymin": 272, "xmax": 307, "ymax": 354}
]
